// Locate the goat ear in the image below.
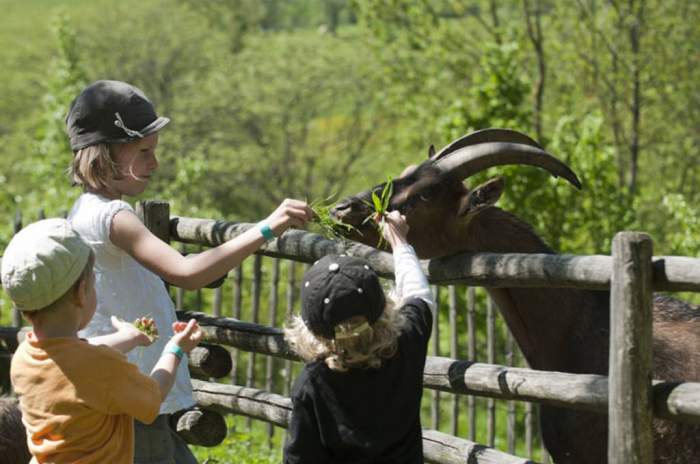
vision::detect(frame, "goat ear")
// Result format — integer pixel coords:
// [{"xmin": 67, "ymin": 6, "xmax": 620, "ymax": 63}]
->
[
  {"xmin": 457, "ymin": 177, "xmax": 505, "ymax": 217},
  {"xmin": 428, "ymin": 144, "xmax": 435, "ymax": 158}
]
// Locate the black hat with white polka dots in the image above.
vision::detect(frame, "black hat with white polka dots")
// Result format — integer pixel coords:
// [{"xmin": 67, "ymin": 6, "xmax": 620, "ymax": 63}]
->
[{"xmin": 301, "ymin": 254, "xmax": 385, "ymax": 340}]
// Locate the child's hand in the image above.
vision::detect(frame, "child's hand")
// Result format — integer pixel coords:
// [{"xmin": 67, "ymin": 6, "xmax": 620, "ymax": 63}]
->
[
  {"xmin": 265, "ymin": 199, "xmax": 314, "ymax": 236},
  {"xmin": 376, "ymin": 211, "xmax": 409, "ymax": 248},
  {"xmin": 170, "ymin": 319, "xmax": 203, "ymax": 353},
  {"xmin": 133, "ymin": 317, "xmax": 159, "ymax": 342},
  {"xmin": 109, "ymin": 316, "xmax": 154, "ymax": 347}
]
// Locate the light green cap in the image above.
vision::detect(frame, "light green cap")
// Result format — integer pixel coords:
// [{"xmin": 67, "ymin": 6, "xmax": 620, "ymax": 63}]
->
[{"xmin": 1, "ymin": 219, "xmax": 90, "ymax": 311}]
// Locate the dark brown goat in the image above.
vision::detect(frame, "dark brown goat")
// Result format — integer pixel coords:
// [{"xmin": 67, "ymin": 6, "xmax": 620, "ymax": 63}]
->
[{"xmin": 331, "ymin": 129, "xmax": 700, "ymax": 464}]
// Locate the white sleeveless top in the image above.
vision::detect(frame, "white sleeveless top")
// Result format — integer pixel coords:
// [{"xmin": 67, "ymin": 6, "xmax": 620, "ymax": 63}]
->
[{"xmin": 69, "ymin": 192, "xmax": 194, "ymax": 414}]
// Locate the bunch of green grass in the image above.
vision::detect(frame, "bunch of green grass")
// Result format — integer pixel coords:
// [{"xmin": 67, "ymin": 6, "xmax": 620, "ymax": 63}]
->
[
  {"xmin": 309, "ymin": 195, "xmax": 357, "ymax": 241},
  {"xmin": 362, "ymin": 177, "xmax": 394, "ymax": 248}
]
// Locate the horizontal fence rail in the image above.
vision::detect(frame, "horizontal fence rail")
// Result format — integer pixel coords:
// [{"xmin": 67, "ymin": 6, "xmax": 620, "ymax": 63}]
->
[
  {"xmin": 171, "ymin": 311, "xmax": 700, "ymax": 424},
  {"xmin": 190, "ymin": 379, "xmax": 536, "ymax": 464},
  {"xmin": 5, "ymin": 315, "xmax": 697, "ymax": 426},
  {"xmin": 3, "ymin": 216, "xmax": 700, "ymax": 291},
  {"xmin": 168, "ymin": 216, "xmax": 700, "ymax": 291}
]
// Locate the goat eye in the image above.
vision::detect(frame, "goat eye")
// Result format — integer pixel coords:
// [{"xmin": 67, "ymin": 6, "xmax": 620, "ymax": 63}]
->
[{"xmin": 419, "ymin": 195, "xmax": 429, "ymax": 202}]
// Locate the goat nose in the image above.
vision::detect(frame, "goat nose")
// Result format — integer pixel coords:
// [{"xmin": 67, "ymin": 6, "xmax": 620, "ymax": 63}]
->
[
  {"xmin": 330, "ymin": 203, "xmax": 346, "ymax": 218},
  {"xmin": 331, "ymin": 200, "xmax": 356, "ymax": 219}
]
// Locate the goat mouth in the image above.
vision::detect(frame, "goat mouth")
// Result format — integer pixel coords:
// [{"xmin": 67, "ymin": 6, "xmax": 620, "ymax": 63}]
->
[{"xmin": 330, "ymin": 203, "xmax": 369, "ymax": 226}]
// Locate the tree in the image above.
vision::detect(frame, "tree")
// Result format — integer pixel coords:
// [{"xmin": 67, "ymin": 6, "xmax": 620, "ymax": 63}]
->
[{"xmin": 155, "ymin": 30, "xmax": 385, "ymax": 220}]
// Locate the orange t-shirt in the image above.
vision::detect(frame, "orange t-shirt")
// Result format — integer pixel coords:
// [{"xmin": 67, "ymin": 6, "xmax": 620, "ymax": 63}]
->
[{"xmin": 10, "ymin": 332, "xmax": 161, "ymax": 464}]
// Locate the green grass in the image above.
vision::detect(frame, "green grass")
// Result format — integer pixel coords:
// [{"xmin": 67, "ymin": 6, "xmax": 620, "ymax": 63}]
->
[
  {"xmin": 362, "ymin": 177, "xmax": 394, "ymax": 248},
  {"xmin": 192, "ymin": 416, "xmax": 282, "ymax": 464},
  {"xmin": 308, "ymin": 195, "xmax": 356, "ymax": 241}
]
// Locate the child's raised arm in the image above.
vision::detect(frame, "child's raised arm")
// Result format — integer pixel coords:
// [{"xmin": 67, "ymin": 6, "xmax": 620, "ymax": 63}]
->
[
  {"xmin": 380, "ymin": 211, "xmax": 435, "ymax": 313},
  {"xmin": 110, "ymin": 199, "xmax": 312, "ymax": 290},
  {"xmin": 150, "ymin": 318, "xmax": 202, "ymax": 401},
  {"xmin": 87, "ymin": 316, "xmax": 155, "ymax": 353}
]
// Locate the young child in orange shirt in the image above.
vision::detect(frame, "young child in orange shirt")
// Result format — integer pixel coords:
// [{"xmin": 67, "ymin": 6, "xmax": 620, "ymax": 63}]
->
[{"xmin": 1, "ymin": 218, "xmax": 202, "ymax": 463}]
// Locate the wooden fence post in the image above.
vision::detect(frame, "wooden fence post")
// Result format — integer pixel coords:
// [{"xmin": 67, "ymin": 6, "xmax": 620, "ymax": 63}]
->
[
  {"xmin": 266, "ymin": 258, "xmax": 280, "ymax": 442},
  {"xmin": 431, "ymin": 285, "xmax": 441, "ymax": 430},
  {"xmin": 284, "ymin": 261, "xmax": 296, "ymax": 396},
  {"xmin": 487, "ymin": 296, "xmax": 496, "ymax": 447},
  {"xmin": 609, "ymin": 232, "xmax": 653, "ymax": 464},
  {"xmin": 246, "ymin": 254, "xmax": 262, "ymax": 429},
  {"xmin": 136, "ymin": 200, "xmax": 170, "ymax": 244},
  {"xmin": 466, "ymin": 287, "xmax": 476, "ymax": 442},
  {"xmin": 448, "ymin": 285, "xmax": 459, "ymax": 436},
  {"xmin": 231, "ymin": 265, "xmax": 243, "ymax": 385}
]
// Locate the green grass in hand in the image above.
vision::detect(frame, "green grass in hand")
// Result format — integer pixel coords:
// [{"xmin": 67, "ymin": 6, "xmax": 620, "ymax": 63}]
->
[
  {"xmin": 362, "ymin": 177, "xmax": 394, "ymax": 248},
  {"xmin": 133, "ymin": 316, "xmax": 159, "ymax": 342},
  {"xmin": 309, "ymin": 195, "xmax": 358, "ymax": 241}
]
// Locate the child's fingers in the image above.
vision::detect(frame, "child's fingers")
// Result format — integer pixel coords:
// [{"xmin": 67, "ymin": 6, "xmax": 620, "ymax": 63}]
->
[
  {"xmin": 285, "ymin": 200, "xmax": 314, "ymax": 221},
  {"xmin": 172, "ymin": 321, "xmax": 189, "ymax": 333},
  {"xmin": 286, "ymin": 207, "xmax": 312, "ymax": 225},
  {"xmin": 179, "ymin": 318, "xmax": 197, "ymax": 337},
  {"xmin": 384, "ymin": 211, "xmax": 403, "ymax": 225},
  {"xmin": 191, "ymin": 327, "xmax": 203, "ymax": 344},
  {"xmin": 385, "ymin": 210, "xmax": 401, "ymax": 221}
]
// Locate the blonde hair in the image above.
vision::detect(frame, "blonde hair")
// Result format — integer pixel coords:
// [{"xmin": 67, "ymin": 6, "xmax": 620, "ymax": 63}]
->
[
  {"xmin": 284, "ymin": 295, "xmax": 408, "ymax": 372},
  {"xmin": 69, "ymin": 143, "xmax": 122, "ymax": 191}
]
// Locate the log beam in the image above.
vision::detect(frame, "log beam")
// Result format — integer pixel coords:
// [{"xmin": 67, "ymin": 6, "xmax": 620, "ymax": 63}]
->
[
  {"xmin": 176, "ymin": 313, "xmax": 700, "ymax": 425},
  {"xmin": 167, "ymin": 216, "xmax": 700, "ymax": 291},
  {"xmin": 171, "ymin": 407, "xmax": 227, "ymax": 447},
  {"xmin": 188, "ymin": 343, "xmax": 232, "ymax": 379}
]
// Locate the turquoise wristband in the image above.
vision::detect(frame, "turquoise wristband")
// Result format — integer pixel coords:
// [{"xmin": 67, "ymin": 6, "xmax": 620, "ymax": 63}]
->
[
  {"xmin": 164, "ymin": 342, "xmax": 184, "ymax": 360},
  {"xmin": 257, "ymin": 221, "xmax": 276, "ymax": 241}
]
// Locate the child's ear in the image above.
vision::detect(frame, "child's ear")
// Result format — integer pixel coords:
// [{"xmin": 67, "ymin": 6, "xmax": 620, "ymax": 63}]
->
[{"xmin": 73, "ymin": 276, "xmax": 88, "ymax": 308}]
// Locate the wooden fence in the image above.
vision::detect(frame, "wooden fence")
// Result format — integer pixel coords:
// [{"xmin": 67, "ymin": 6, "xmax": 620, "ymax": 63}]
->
[{"xmin": 4, "ymin": 201, "xmax": 700, "ymax": 463}]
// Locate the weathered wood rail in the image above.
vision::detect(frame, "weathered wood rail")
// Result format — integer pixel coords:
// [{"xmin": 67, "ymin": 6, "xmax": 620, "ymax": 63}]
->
[
  {"xmin": 173, "ymin": 310, "xmax": 700, "ymax": 424},
  {"xmin": 169, "ymin": 215, "xmax": 700, "ymax": 291}
]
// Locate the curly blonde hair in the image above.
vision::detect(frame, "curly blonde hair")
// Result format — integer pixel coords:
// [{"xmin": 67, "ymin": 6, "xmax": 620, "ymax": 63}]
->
[{"xmin": 284, "ymin": 294, "xmax": 408, "ymax": 372}]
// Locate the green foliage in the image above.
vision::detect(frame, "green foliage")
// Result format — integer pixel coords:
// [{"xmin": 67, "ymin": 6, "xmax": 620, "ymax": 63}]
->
[
  {"xmin": 29, "ymin": 13, "xmax": 86, "ymax": 210},
  {"xmin": 505, "ymin": 113, "xmax": 635, "ymax": 254},
  {"xmin": 437, "ymin": 41, "xmax": 531, "ymax": 140},
  {"xmin": 659, "ymin": 194, "xmax": 700, "ymax": 256},
  {"xmin": 153, "ymin": 28, "xmax": 386, "ymax": 220},
  {"xmin": 192, "ymin": 416, "xmax": 281, "ymax": 463},
  {"xmin": 0, "ymin": 12, "xmax": 86, "ymax": 247}
]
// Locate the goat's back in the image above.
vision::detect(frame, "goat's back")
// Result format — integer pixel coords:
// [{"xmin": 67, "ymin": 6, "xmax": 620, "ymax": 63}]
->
[{"xmin": 651, "ymin": 295, "xmax": 700, "ymax": 463}]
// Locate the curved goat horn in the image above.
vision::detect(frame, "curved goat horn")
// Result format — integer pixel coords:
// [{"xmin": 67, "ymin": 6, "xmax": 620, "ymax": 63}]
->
[
  {"xmin": 431, "ymin": 128, "xmax": 543, "ymax": 161},
  {"xmin": 434, "ymin": 140, "xmax": 582, "ymax": 189}
]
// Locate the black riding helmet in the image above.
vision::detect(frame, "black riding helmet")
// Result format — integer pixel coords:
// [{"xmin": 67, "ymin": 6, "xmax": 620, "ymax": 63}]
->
[{"xmin": 65, "ymin": 80, "xmax": 169, "ymax": 152}]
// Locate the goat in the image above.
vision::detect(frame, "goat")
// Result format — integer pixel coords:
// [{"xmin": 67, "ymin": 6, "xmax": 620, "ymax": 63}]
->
[{"xmin": 330, "ymin": 129, "xmax": 700, "ymax": 464}]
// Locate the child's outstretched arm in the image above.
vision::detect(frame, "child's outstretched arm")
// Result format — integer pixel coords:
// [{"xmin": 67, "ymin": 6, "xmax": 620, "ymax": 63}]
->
[
  {"xmin": 380, "ymin": 211, "xmax": 435, "ymax": 313},
  {"xmin": 150, "ymin": 318, "xmax": 202, "ymax": 401},
  {"xmin": 110, "ymin": 199, "xmax": 313, "ymax": 290},
  {"xmin": 87, "ymin": 316, "xmax": 154, "ymax": 353}
]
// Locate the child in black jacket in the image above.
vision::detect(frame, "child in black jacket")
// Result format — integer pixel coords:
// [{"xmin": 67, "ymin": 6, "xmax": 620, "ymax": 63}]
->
[{"xmin": 283, "ymin": 211, "xmax": 435, "ymax": 464}]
